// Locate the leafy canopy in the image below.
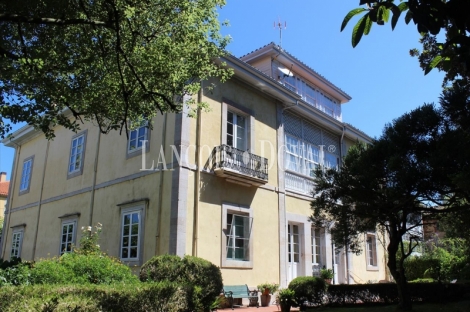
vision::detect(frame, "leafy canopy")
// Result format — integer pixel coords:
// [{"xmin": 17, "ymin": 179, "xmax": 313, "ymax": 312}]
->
[
  {"xmin": 311, "ymin": 103, "xmax": 470, "ymax": 309},
  {"xmin": 0, "ymin": 0, "xmax": 232, "ymax": 139},
  {"xmin": 342, "ymin": 1, "xmax": 470, "ymax": 82}
]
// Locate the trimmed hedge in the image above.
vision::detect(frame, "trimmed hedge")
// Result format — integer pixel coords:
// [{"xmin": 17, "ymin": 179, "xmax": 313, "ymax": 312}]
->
[
  {"xmin": 403, "ymin": 256, "xmax": 441, "ymax": 281},
  {"xmin": 326, "ymin": 283, "xmax": 469, "ymax": 307},
  {"xmin": 0, "ymin": 253, "xmax": 138, "ymax": 286},
  {"xmin": 0, "ymin": 283, "xmax": 190, "ymax": 312},
  {"xmin": 288, "ymin": 276, "xmax": 327, "ymax": 307},
  {"xmin": 140, "ymin": 255, "xmax": 223, "ymax": 312}
]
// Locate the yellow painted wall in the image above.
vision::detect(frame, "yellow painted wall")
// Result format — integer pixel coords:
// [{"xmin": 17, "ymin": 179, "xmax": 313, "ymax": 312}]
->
[{"xmin": 0, "ymin": 196, "xmax": 6, "ymax": 218}]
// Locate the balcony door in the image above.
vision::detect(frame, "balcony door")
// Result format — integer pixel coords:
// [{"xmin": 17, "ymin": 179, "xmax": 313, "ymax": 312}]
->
[
  {"xmin": 287, "ymin": 223, "xmax": 302, "ymax": 283},
  {"xmin": 227, "ymin": 110, "xmax": 247, "ymax": 151}
]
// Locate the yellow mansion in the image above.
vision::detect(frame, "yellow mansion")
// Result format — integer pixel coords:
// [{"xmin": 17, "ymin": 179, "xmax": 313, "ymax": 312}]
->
[{"xmin": 1, "ymin": 43, "xmax": 389, "ymax": 287}]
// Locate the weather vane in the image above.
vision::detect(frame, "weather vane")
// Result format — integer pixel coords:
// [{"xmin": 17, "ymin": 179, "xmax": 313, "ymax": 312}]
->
[{"xmin": 274, "ymin": 18, "xmax": 286, "ymax": 47}]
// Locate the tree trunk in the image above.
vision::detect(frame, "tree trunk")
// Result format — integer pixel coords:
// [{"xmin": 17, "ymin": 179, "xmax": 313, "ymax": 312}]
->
[{"xmin": 387, "ymin": 228, "xmax": 412, "ymax": 310}]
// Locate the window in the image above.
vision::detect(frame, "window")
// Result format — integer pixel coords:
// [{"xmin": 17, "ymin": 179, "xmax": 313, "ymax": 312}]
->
[
  {"xmin": 222, "ymin": 203, "xmax": 253, "ymax": 268},
  {"xmin": 285, "ymin": 134, "xmax": 322, "ymax": 177},
  {"xmin": 11, "ymin": 230, "xmax": 23, "ymax": 259},
  {"xmin": 288, "ymin": 224, "xmax": 300, "ymax": 263},
  {"xmin": 60, "ymin": 221, "xmax": 76, "ymax": 255},
  {"xmin": 128, "ymin": 126, "xmax": 148, "ymax": 153},
  {"xmin": 226, "ymin": 214, "xmax": 251, "ymax": 261},
  {"xmin": 19, "ymin": 156, "xmax": 34, "ymax": 194},
  {"xmin": 366, "ymin": 233, "xmax": 378, "ymax": 268},
  {"xmin": 68, "ymin": 131, "xmax": 87, "ymax": 178},
  {"xmin": 119, "ymin": 203, "xmax": 145, "ymax": 264},
  {"xmin": 311, "ymin": 228, "xmax": 321, "ymax": 265},
  {"xmin": 226, "ymin": 110, "xmax": 247, "ymax": 150}
]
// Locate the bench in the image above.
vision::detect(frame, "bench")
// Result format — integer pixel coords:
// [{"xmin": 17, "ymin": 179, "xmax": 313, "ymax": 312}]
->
[{"xmin": 223, "ymin": 284, "xmax": 259, "ymax": 309}]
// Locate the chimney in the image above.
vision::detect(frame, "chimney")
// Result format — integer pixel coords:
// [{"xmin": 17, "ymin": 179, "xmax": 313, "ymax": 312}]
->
[{"xmin": 0, "ymin": 172, "xmax": 6, "ymax": 182}]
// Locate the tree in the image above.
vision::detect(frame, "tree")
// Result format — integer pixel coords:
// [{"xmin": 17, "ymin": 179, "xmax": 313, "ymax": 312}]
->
[
  {"xmin": 310, "ymin": 104, "xmax": 470, "ymax": 310},
  {"xmin": 342, "ymin": 1, "xmax": 470, "ymax": 82},
  {"xmin": 0, "ymin": 0, "xmax": 232, "ymax": 139}
]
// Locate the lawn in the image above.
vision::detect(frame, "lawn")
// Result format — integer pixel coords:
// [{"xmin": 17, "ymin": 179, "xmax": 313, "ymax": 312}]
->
[{"xmin": 310, "ymin": 301, "xmax": 470, "ymax": 312}]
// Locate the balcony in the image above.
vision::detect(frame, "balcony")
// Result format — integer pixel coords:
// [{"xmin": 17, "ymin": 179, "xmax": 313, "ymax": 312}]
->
[{"xmin": 210, "ymin": 145, "xmax": 268, "ymax": 187}]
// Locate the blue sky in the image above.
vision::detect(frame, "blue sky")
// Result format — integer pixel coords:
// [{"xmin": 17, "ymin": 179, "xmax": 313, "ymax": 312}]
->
[{"xmin": 0, "ymin": 0, "xmax": 445, "ymax": 179}]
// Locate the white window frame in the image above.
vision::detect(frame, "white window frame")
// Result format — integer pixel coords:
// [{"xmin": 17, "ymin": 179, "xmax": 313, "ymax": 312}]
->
[
  {"xmin": 127, "ymin": 125, "xmax": 149, "ymax": 156},
  {"xmin": 221, "ymin": 203, "xmax": 253, "ymax": 269},
  {"xmin": 119, "ymin": 202, "xmax": 145, "ymax": 265},
  {"xmin": 366, "ymin": 233, "xmax": 379, "ymax": 270},
  {"xmin": 311, "ymin": 227, "xmax": 322, "ymax": 265},
  {"xmin": 67, "ymin": 130, "xmax": 87, "ymax": 178},
  {"xmin": 11, "ymin": 229, "xmax": 23, "ymax": 259},
  {"xmin": 19, "ymin": 155, "xmax": 34, "ymax": 195},
  {"xmin": 59, "ymin": 220, "xmax": 77, "ymax": 255},
  {"xmin": 221, "ymin": 100, "xmax": 254, "ymax": 152}
]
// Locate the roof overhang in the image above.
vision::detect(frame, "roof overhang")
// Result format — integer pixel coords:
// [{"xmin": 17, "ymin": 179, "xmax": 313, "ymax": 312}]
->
[{"xmin": 240, "ymin": 43, "xmax": 352, "ymax": 104}]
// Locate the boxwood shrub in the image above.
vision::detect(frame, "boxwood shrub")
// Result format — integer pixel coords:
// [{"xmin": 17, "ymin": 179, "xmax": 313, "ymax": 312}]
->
[
  {"xmin": 140, "ymin": 255, "xmax": 223, "ymax": 312},
  {"xmin": 0, "ymin": 282, "xmax": 190, "ymax": 312},
  {"xmin": 288, "ymin": 276, "xmax": 327, "ymax": 307},
  {"xmin": 1, "ymin": 253, "xmax": 138, "ymax": 286},
  {"xmin": 326, "ymin": 282, "xmax": 469, "ymax": 307}
]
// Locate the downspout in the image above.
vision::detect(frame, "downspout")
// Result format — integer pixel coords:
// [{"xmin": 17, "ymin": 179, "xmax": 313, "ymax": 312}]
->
[
  {"xmin": 32, "ymin": 140, "xmax": 50, "ymax": 260},
  {"xmin": 88, "ymin": 131, "xmax": 101, "ymax": 226},
  {"xmin": 155, "ymin": 113, "xmax": 168, "ymax": 255},
  {"xmin": 192, "ymin": 83, "xmax": 203, "ymax": 256},
  {"xmin": 1, "ymin": 145, "xmax": 20, "ymax": 259}
]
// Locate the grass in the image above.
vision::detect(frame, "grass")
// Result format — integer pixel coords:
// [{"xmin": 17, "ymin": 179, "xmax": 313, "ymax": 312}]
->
[{"xmin": 309, "ymin": 300, "xmax": 470, "ymax": 312}]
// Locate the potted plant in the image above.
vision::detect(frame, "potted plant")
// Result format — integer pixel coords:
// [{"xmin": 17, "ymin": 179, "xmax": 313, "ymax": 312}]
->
[
  {"xmin": 277, "ymin": 288, "xmax": 295, "ymax": 312},
  {"xmin": 320, "ymin": 268, "xmax": 334, "ymax": 284},
  {"xmin": 257, "ymin": 282, "xmax": 279, "ymax": 306}
]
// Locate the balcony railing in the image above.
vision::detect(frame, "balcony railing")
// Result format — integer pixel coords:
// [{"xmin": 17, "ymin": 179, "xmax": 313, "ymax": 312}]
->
[{"xmin": 210, "ymin": 145, "xmax": 268, "ymax": 186}]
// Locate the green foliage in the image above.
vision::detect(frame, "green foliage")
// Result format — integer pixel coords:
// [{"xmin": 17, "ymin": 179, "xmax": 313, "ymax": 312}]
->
[
  {"xmin": 288, "ymin": 276, "xmax": 327, "ymax": 307},
  {"xmin": 0, "ymin": 216, "xmax": 3, "ymax": 237},
  {"xmin": 257, "ymin": 282, "xmax": 279, "ymax": 294},
  {"xmin": 276, "ymin": 288, "xmax": 296, "ymax": 306},
  {"xmin": 424, "ymin": 238, "xmax": 470, "ymax": 281},
  {"xmin": 0, "ymin": 262, "xmax": 33, "ymax": 286},
  {"xmin": 403, "ymin": 256, "xmax": 441, "ymax": 281},
  {"xmin": 140, "ymin": 254, "xmax": 223, "ymax": 312},
  {"xmin": 75, "ymin": 223, "xmax": 103, "ymax": 256},
  {"xmin": 1, "ymin": 253, "xmax": 138, "ymax": 286},
  {"xmin": 344, "ymin": 1, "xmax": 470, "ymax": 85},
  {"xmin": 0, "ymin": 0, "xmax": 233, "ymax": 139},
  {"xmin": 0, "ymin": 283, "xmax": 190, "ymax": 312},
  {"xmin": 326, "ymin": 282, "xmax": 468, "ymax": 306},
  {"xmin": 320, "ymin": 268, "xmax": 334, "ymax": 280}
]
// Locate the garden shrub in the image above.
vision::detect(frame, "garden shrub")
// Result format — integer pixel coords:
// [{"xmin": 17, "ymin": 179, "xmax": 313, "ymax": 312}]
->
[
  {"xmin": 0, "ymin": 282, "xmax": 190, "ymax": 312},
  {"xmin": 140, "ymin": 254, "xmax": 223, "ymax": 312},
  {"xmin": 0, "ymin": 262, "xmax": 33, "ymax": 286},
  {"xmin": 403, "ymin": 256, "xmax": 441, "ymax": 281},
  {"xmin": 1, "ymin": 253, "xmax": 138, "ymax": 286},
  {"xmin": 288, "ymin": 276, "xmax": 327, "ymax": 307},
  {"xmin": 326, "ymin": 283, "xmax": 468, "ymax": 306},
  {"xmin": 57, "ymin": 252, "xmax": 138, "ymax": 284}
]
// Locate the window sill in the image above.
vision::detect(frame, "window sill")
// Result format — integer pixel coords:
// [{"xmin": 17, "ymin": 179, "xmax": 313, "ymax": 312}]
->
[
  {"xmin": 221, "ymin": 259, "xmax": 253, "ymax": 269},
  {"xmin": 366, "ymin": 265, "xmax": 379, "ymax": 271}
]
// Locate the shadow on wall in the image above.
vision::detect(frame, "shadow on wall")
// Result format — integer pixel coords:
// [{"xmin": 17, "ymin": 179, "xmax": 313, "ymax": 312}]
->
[{"xmin": 199, "ymin": 172, "xmax": 257, "ymax": 207}]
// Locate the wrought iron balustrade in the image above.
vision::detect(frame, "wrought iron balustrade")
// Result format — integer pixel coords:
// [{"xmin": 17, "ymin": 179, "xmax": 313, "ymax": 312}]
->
[{"xmin": 211, "ymin": 145, "xmax": 268, "ymax": 182}]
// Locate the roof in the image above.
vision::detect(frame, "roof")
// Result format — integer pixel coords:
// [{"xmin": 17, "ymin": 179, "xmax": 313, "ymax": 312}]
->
[
  {"xmin": 240, "ymin": 42, "xmax": 352, "ymax": 102},
  {"xmin": 0, "ymin": 181, "xmax": 9, "ymax": 197}
]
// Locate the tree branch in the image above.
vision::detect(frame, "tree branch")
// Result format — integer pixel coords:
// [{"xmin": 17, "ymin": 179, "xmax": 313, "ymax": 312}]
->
[{"xmin": 0, "ymin": 14, "xmax": 115, "ymax": 29}]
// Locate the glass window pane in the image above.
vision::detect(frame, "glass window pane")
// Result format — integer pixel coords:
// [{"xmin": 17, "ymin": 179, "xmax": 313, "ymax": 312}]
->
[
  {"xmin": 121, "ymin": 248, "xmax": 128, "ymax": 258},
  {"xmin": 131, "ymin": 224, "xmax": 139, "ymax": 235},
  {"xmin": 123, "ymin": 237, "xmax": 129, "ymax": 247},
  {"xmin": 131, "ymin": 235, "xmax": 138, "ymax": 247},
  {"xmin": 123, "ymin": 225, "xmax": 129, "ymax": 236},
  {"xmin": 124, "ymin": 215, "xmax": 130, "ymax": 225},
  {"xmin": 132, "ymin": 213, "xmax": 139, "ymax": 224},
  {"xmin": 130, "ymin": 247, "xmax": 138, "ymax": 258}
]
